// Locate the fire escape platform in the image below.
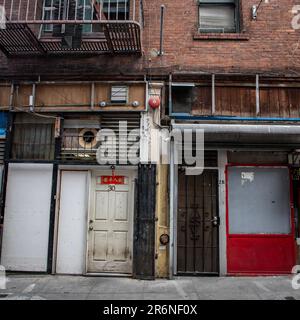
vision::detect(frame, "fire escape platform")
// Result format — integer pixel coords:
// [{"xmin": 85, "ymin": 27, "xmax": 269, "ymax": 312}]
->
[{"xmin": 0, "ymin": 22, "xmax": 142, "ymax": 56}]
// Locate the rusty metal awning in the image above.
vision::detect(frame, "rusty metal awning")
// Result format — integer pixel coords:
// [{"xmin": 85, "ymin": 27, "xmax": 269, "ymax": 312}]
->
[{"xmin": 0, "ymin": 22, "xmax": 142, "ymax": 56}]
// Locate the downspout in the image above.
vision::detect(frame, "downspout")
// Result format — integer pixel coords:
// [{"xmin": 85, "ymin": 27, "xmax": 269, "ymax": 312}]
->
[
  {"xmin": 158, "ymin": 5, "xmax": 165, "ymax": 56},
  {"xmin": 168, "ymin": 73, "xmax": 174, "ymax": 279},
  {"xmin": 212, "ymin": 74, "xmax": 216, "ymax": 115},
  {"xmin": 256, "ymin": 74, "xmax": 260, "ymax": 116},
  {"xmin": 169, "ymin": 138, "xmax": 174, "ymax": 279}
]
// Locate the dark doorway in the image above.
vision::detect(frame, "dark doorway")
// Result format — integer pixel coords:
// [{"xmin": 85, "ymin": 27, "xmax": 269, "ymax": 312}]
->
[
  {"xmin": 177, "ymin": 170, "xmax": 219, "ymax": 275},
  {"xmin": 133, "ymin": 164, "xmax": 156, "ymax": 280}
]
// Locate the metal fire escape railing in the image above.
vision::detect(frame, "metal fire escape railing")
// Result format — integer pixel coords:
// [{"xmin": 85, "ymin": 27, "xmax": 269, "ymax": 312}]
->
[{"xmin": 0, "ymin": 0, "xmax": 143, "ymax": 56}]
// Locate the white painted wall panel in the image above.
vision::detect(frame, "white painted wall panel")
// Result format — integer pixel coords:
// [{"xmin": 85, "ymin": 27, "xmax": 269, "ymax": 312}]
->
[
  {"xmin": 228, "ymin": 167, "xmax": 291, "ymax": 234},
  {"xmin": 1, "ymin": 163, "xmax": 53, "ymax": 271},
  {"xmin": 55, "ymin": 171, "xmax": 88, "ymax": 274}
]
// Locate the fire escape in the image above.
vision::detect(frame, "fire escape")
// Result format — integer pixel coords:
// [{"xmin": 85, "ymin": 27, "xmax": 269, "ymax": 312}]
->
[{"xmin": 0, "ymin": 0, "xmax": 143, "ymax": 55}]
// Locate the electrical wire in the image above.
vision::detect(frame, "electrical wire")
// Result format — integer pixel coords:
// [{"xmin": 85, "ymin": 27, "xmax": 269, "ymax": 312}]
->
[
  {"xmin": 13, "ymin": 106, "xmax": 59, "ymax": 119},
  {"xmin": 256, "ymin": 0, "xmax": 264, "ymax": 12}
]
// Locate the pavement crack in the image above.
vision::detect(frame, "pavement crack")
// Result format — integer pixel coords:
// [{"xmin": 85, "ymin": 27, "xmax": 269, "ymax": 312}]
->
[{"xmin": 172, "ymin": 281, "xmax": 189, "ymax": 300}]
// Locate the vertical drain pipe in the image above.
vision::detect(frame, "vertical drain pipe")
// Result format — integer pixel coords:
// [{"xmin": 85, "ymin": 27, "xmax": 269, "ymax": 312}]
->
[
  {"xmin": 169, "ymin": 137, "xmax": 174, "ymax": 279},
  {"xmin": 169, "ymin": 73, "xmax": 174, "ymax": 279},
  {"xmin": 90, "ymin": 82, "xmax": 95, "ymax": 110},
  {"xmin": 212, "ymin": 74, "xmax": 216, "ymax": 115},
  {"xmin": 158, "ymin": 5, "xmax": 165, "ymax": 56},
  {"xmin": 256, "ymin": 74, "xmax": 260, "ymax": 116}
]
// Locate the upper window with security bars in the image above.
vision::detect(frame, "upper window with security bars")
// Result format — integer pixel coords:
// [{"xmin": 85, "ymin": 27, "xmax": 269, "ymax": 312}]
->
[
  {"xmin": 198, "ymin": 0, "xmax": 240, "ymax": 33},
  {"xmin": 42, "ymin": 0, "xmax": 130, "ymax": 33}
]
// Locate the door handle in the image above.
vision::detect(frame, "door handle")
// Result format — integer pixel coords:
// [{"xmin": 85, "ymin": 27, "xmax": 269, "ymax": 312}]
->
[
  {"xmin": 89, "ymin": 226, "xmax": 94, "ymax": 231},
  {"xmin": 211, "ymin": 216, "xmax": 220, "ymax": 226}
]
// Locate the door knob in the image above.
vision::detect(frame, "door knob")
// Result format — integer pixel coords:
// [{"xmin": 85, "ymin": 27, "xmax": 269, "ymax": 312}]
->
[
  {"xmin": 211, "ymin": 216, "xmax": 220, "ymax": 226},
  {"xmin": 89, "ymin": 226, "xmax": 94, "ymax": 231}
]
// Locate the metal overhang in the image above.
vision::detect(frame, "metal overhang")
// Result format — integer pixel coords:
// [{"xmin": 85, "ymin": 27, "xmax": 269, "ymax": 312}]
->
[{"xmin": 171, "ymin": 122, "xmax": 300, "ymax": 149}]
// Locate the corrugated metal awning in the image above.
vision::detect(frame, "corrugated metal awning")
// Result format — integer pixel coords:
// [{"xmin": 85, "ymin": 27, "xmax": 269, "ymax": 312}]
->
[{"xmin": 172, "ymin": 122, "xmax": 300, "ymax": 149}]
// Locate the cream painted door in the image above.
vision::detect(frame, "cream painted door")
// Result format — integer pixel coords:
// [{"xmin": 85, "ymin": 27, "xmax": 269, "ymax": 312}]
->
[{"xmin": 87, "ymin": 171, "xmax": 134, "ymax": 274}]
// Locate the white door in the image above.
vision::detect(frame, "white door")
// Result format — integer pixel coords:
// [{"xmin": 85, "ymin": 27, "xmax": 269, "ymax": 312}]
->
[
  {"xmin": 87, "ymin": 171, "xmax": 135, "ymax": 274},
  {"xmin": 56, "ymin": 171, "xmax": 88, "ymax": 274},
  {"xmin": 1, "ymin": 163, "xmax": 53, "ymax": 271}
]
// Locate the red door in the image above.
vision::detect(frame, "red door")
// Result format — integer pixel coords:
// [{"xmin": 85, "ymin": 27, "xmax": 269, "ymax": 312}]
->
[{"xmin": 226, "ymin": 165, "xmax": 296, "ymax": 275}]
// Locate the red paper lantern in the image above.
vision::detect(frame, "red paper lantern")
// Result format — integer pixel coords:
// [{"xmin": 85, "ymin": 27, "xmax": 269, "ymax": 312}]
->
[{"xmin": 148, "ymin": 96, "xmax": 160, "ymax": 109}]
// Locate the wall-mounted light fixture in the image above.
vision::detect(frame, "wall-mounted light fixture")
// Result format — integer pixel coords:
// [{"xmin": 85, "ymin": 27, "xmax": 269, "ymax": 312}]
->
[{"xmin": 252, "ymin": 0, "xmax": 269, "ymax": 20}]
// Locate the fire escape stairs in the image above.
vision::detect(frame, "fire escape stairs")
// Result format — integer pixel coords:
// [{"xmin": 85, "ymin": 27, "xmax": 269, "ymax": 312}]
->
[{"xmin": 0, "ymin": 21, "xmax": 142, "ymax": 56}]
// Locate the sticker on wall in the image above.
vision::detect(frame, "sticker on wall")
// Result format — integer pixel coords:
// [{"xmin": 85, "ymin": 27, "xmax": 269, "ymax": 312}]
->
[{"xmin": 241, "ymin": 172, "xmax": 255, "ymax": 186}]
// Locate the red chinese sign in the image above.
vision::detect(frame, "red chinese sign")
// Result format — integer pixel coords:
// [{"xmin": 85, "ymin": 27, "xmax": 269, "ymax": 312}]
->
[{"xmin": 99, "ymin": 176, "xmax": 125, "ymax": 185}]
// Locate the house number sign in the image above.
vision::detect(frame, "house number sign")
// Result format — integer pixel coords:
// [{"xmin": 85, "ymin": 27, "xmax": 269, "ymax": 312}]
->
[{"xmin": 97, "ymin": 176, "xmax": 125, "ymax": 185}]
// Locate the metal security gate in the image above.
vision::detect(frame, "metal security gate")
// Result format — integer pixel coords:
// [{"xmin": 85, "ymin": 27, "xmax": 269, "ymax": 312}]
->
[
  {"xmin": 177, "ymin": 170, "xmax": 219, "ymax": 275},
  {"xmin": 133, "ymin": 165, "xmax": 156, "ymax": 279}
]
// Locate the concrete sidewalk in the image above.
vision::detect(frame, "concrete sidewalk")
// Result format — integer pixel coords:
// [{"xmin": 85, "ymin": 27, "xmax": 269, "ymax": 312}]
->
[{"xmin": 0, "ymin": 274, "xmax": 299, "ymax": 300}]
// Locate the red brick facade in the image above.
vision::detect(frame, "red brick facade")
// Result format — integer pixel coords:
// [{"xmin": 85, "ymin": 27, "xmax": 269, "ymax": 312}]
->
[
  {"xmin": 0, "ymin": 0, "xmax": 300, "ymax": 78},
  {"xmin": 145, "ymin": 0, "xmax": 300, "ymax": 76}
]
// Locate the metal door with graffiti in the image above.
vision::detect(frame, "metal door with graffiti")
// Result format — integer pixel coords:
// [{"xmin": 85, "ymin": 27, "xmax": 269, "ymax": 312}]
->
[{"xmin": 177, "ymin": 170, "xmax": 219, "ymax": 275}]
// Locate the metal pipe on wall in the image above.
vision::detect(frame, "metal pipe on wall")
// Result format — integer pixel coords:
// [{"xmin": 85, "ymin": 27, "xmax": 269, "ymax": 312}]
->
[
  {"xmin": 169, "ymin": 139, "xmax": 174, "ymax": 279},
  {"xmin": 172, "ymin": 123, "xmax": 300, "ymax": 135},
  {"xmin": 158, "ymin": 5, "xmax": 165, "ymax": 56},
  {"xmin": 256, "ymin": 74, "xmax": 260, "ymax": 116}
]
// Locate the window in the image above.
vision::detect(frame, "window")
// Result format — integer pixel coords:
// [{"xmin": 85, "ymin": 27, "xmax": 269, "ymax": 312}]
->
[
  {"xmin": 199, "ymin": 0, "xmax": 240, "ymax": 33},
  {"xmin": 102, "ymin": 0, "xmax": 130, "ymax": 20},
  {"xmin": 42, "ymin": 0, "xmax": 130, "ymax": 35},
  {"xmin": 11, "ymin": 114, "xmax": 55, "ymax": 161},
  {"xmin": 42, "ymin": 0, "xmax": 94, "ymax": 34},
  {"xmin": 171, "ymin": 83, "xmax": 195, "ymax": 114},
  {"xmin": 42, "ymin": 0, "xmax": 55, "ymax": 32}
]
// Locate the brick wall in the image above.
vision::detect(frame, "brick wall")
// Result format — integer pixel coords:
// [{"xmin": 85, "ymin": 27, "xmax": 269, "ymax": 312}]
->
[
  {"xmin": 0, "ymin": 0, "xmax": 300, "ymax": 78},
  {"xmin": 144, "ymin": 0, "xmax": 300, "ymax": 76}
]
